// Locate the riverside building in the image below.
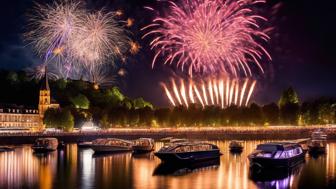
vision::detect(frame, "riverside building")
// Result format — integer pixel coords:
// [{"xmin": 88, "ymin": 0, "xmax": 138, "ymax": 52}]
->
[{"xmin": 0, "ymin": 73, "xmax": 59, "ymax": 131}]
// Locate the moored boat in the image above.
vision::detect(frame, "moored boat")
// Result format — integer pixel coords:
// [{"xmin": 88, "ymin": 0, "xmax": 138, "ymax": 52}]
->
[
  {"xmin": 308, "ymin": 129, "xmax": 327, "ymax": 154},
  {"xmin": 154, "ymin": 142, "xmax": 221, "ymax": 164},
  {"xmin": 132, "ymin": 138, "xmax": 155, "ymax": 153},
  {"xmin": 229, "ymin": 140, "xmax": 244, "ymax": 153},
  {"xmin": 0, "ymin": 146, "xmax": 14, "ymax": 152},
  {"xmin": 90, "ymin": 138, "xmax": 133, "ymax": 154},
  {"xmin": 248, "ymin": 142, "xmax": 305, "ymax": 169},
  {"xmin": 32, "ymin": 138, "xmax": 58, "ymax": 153}
]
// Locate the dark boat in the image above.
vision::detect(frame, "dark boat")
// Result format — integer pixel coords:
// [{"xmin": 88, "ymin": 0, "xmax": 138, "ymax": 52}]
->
[
  {"xmin": 57, "ymin": 141, "xmax": 66, "ymax": 150},
  {"xmin": 77, "ymin": 141, "xmax": 93, "ymax": 148},
  {"xmin": 132, "ymin": 138, "xmax": 155, "ymax": 153},
  {"xmin": 154, "ymin": 142, "xmax": 221, "ymax": 164},
  {"xmin": 229, "ymin": 140, "xmax": 244, "ymax": 153},
  {"xmin": 248, "ymin": 142, "xmax": 305, "ymax": 169},
  {"xmin": 153, "ymin": 158, "xmax": 220, "ymax": 176},
  {"xmin": 32, "ymin": 138, "xmax": 58, "ymax": 153},
  {"xmin": 0, "ymin": 146, "xmax": 14, "ymax": 152},
  {"xmin": 308, "ymin": 129, "xmax": 327, "ymax": 154},
  {"xmin": 90, "ymin": 138, "xmax": 133, "ymax": 154}
]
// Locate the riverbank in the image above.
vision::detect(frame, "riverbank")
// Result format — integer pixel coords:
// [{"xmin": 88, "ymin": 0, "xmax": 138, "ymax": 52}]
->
[{"xmin": 0, "ymin": 125, "xmax": 335, "ymax": 144}]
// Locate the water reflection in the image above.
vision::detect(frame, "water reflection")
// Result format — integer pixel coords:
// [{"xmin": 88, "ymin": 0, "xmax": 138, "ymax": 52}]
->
[
  {"xmin": 153, "ymin": 159, "xmax": 220, "ymax": 176},
  {"xmin": 0, "ymin": 141, "xmax": 334, "ymax": 189}
]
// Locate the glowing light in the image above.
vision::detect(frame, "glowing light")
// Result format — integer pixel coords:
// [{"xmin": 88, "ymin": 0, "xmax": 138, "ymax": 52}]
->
[{"xmin": 162, "ymin": 77, "xmax": 257, "ymax": 108}]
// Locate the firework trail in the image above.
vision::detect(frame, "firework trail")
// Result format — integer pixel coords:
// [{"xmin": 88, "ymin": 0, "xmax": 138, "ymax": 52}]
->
[
  {"xmin": 143, "ymin": 0, "xmax": 271, "ymax": 77},
  {"xmin": 162, "ymin": 77, "xmax": 257, "ymax": 108}
]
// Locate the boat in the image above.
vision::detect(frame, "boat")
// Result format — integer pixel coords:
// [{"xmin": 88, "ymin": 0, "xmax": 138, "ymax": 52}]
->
[
  {"xmin": 308, "ymin": 129, "xmax": 327, "ymax": 154},
  {"xmin": 77, "ymin": 141, "xmax": 93, "ymax": 148},
  {"xmin": 153, "ymin": 158, "xmax": 220, "ymax": 176},
  {"xmin": 248, "ymin": 142, "xmax": 305, "ymax": 169},
  {"xmin": 229, "ymin": 140, "xmax": 244, "ymax": 153},
  {"xmin": 90, "ymin": 138, "xmax": 133, "ymax": 154},
  {"xmin": 0, "ymin": 146, "xmax": 14, "ymax": 152},
  {"xmin": 57, "ymin": 141, "xmax": 66, "ymax": 150},
  {"xmin": 132, "ymin": 138, "xmax": 155, "ymax": 153},
  {"xmin": 32, "ymin": 138, "xmax": 58, "ymax": 153},
  {"xmin": 154, "ymin": 142, "xmax": 221, "ymax": 164},
  {"xmin": 169, "ymin": 138, "xmax": 188, "ymax": 144}
]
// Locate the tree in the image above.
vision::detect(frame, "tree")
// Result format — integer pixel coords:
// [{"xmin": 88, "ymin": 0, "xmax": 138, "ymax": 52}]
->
[
  {"xmin": 43, "ymin": 108, "xmax": 74, "ymax": 131},
  {"xmin": 133, "ymin": 98, "xmax": 154, "ymax": 109},
  {"xmin": 70, "ymin": 94, "xmax": 90, "ymax": 109},
  {"xmin": 262, "ymin": 103, "xmax": 279, "ymax": 125},
  {"xmin": 318, "ymin": 103, "xmax": 335, "ymax": 124},
  {"xmin": 278, "ymin": 87, "xmax": 300, "ymax": 125},
  {"xmin": 278, "ymin": 87, "xmax": 299, "ymax": 108}
]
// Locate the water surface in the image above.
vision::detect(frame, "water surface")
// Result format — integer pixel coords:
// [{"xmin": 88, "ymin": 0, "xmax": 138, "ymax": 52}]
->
[{"xmin": 0, "ymin": 141, "xmax": 335, "ymax": 189}]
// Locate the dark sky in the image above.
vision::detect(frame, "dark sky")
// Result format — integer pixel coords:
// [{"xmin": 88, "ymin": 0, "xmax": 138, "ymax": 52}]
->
[{"xmin": 0, "ymin": 0, "xmax": 335, "ymax": 107}]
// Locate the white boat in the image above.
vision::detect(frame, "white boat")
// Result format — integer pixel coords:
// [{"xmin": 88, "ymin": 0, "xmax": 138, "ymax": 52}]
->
[
  {"xmin": 132, "ymin": 138, "xmax": 155, "ymax": 153},
  {"xmin": 90, "ymin": 138, "xmax": 133, "ymax": 154},
  {"xmin": 308, "ymin": 129, "xmax": 327, "ymax": 154}
]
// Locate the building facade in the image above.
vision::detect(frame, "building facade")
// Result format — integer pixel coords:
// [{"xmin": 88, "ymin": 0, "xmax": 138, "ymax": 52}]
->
[
  {"xmin": 0, "ymin": 106, "xmax": 41, "ymax": 131},
  {"xmin": 0, "ymin": 72, "xmax": 59, "ymax": 131}
]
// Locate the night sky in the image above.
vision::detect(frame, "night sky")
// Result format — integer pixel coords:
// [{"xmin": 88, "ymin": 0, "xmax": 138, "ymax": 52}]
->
[{"xmin": 0, "ymin": 0, "xmax": 335, "ymax": 107}]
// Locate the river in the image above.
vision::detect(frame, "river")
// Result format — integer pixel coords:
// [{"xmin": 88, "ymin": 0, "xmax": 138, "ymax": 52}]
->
[{"xmin": 0, "ymin": 140, "xmax": 335, "ymax": 189}]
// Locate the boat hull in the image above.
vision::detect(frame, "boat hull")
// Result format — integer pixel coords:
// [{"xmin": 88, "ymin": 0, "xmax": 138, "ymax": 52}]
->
[
  {"xmin": 308, "ymin": 146, "xmax": 326, "ymax": 154},
  {"xmin": 32, "ymin": 147, "xmax": 56, "ymax": 153},
  {"xmin": 230, "ymin": 147, "xmax": 243, "ymax": 153},
  {"xmin": 132, "ymin": 146, "xmax": 154, "ymax": 153},
  {"xmin": 249, "ymin": 152, "xmax": 305, "ymax": 169},
  {"xmin": 155, "ymin": 149, "xmax": 221, "ymax": 164},
  {"xmin": 78, "ymin": 143, "xmax": 92, "ymax": 148},
  {"xmin": 91, "ymin": 145, "xmax": 132, "ymax": 154}
]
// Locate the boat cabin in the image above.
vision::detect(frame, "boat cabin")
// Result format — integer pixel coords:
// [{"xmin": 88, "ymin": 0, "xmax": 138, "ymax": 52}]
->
[
  {"xmin": 34, "ymin": 138, "xmax": 58, "ymax": 147},
  {"xmin": 254, "ymin": 142, "xmax": 303, "ymax": 159},
  {"xmin": 92, "ymin": 138, "xmax": 132, "ymax": 147},
  {"xmin": 160, "ymin": 143, "xmax": 217, "ymax": 153}
]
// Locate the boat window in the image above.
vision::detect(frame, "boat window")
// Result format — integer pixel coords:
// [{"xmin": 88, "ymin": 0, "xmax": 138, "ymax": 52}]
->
[
  {"xmin": 274, "ymin": 151, "xmax": 282, "ymax": 159},
  {"xmin": 256, "ymin": 152, "xmax": 272, "ymax": 158},
  {"xmin": 256, "ymin": 145, "xmax": 277, "ymax": 152}
]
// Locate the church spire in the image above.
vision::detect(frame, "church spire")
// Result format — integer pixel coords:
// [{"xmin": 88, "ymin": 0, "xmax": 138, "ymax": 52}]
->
[{"xmin": 40, "ymin": 65, "xmax": 49, "ymax": 91}]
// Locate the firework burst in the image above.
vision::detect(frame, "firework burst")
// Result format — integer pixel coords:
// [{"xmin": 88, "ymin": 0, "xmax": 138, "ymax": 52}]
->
[
  {"xmin": 25, "ymin": 0, "xmax": 83, "ymax": 60},
  {"xmin": 143, "ymin": 0, "xmax": 271, "ymax": 77},
  {"xmin": 70, "ymin": 11, "xmax": 130, "ymax": 66},
  {"xmin": 25, "ymin": 0, "xmax": 131, "ymax": 84}
]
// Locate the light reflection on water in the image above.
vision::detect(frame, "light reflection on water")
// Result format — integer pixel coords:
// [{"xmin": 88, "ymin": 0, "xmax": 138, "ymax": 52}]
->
[{"xmin": 0, "ymin": 141, "xmax": 334, "ymax": 189}]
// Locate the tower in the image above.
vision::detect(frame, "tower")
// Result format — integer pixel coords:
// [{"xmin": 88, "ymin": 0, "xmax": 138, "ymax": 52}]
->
[{"xmin": 38, "ymin": 70, "xmax": 51, "ymax": 118}]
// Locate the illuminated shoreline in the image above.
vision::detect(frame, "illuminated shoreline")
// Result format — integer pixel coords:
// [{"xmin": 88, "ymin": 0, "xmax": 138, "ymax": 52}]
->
[{"xmin": 0, "ymin": 125, "xmax": 335, "ymax": 144}]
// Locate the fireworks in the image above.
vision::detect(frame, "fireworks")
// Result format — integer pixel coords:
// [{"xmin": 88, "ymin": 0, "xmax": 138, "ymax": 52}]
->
[
  {"xmin": 143, "ymin": 0, "xmax": 271, "ymax": 77},
  {"xmin": 70, "ymin": 11, "xmax": 130, "ymax": 66},
  {"xmin": 25, "ymin": 0, "xmax": 130, "ymax": 83},
  {"xmin": 161, "ymin": 77, "xmax": 257, "ymax": 108}
]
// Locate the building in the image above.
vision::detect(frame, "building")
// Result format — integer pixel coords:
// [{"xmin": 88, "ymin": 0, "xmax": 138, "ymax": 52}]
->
[
  {"xmin": 0, "ymin": 72, "xmax": 59, "ymax": 131},
  {"xmin": 0, "ymin": 105, "xmax": 41, "ymax": 131},
  {"xmin": 38, "ymin": 73, "xmax": 59, "ymax": 118}
]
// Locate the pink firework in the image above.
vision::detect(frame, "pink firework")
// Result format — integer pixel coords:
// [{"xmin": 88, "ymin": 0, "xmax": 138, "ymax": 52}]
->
[{"xmin": 143, "ymin": 0, "xmax": 271, "ymax": 77}]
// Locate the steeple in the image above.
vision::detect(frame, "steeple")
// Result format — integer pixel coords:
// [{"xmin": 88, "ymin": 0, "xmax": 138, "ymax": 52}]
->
[{"xmin": 40, "ymin": 65, "xmax": 49, "ymax": 91}]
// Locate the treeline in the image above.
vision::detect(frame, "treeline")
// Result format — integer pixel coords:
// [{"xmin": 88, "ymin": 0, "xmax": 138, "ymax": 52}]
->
[
  {"xmin": 94, "ymin": 87, "xmax": 336, "ymax": 128},
  {"xmin": 1, "ymin": 71, "xmax": 335, "ymax": 129}
]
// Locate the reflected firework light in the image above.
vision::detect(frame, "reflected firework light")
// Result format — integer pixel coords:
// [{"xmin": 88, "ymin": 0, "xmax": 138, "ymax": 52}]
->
[
  {"xmin": 162, "ymin": 77, "xmax": 257, "ymax": 108},
  {"xmin": 143, "ymin": 0, "xmax": 271, "ymax": 77}
]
